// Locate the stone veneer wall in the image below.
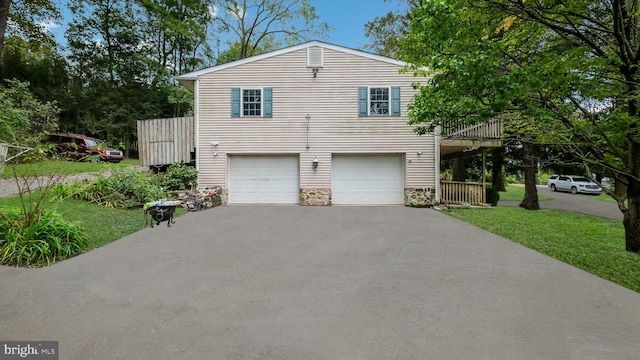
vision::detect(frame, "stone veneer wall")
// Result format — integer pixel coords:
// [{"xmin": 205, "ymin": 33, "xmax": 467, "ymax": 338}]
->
[
  {"xmin": 404, "ymin": 188, "xmax": 435, "ymax": 207},
  {"xmin": 220, "ymin": 187, "xmax": 228, "ymax": 205},
  {"xmin": 300, "ymin": 188, "xmax": 332, "ymax": 206}
]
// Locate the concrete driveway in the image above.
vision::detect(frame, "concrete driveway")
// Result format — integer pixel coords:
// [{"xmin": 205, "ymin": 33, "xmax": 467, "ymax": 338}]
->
[{"xmin": 1, "ymin": 206, "xmax": 639, "ymax": 359}]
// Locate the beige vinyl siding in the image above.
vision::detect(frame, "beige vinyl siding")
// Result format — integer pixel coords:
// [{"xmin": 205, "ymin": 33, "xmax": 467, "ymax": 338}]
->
[{"xmin": 196, "ymin": 48, "xmax": 435, "ymax": 190}]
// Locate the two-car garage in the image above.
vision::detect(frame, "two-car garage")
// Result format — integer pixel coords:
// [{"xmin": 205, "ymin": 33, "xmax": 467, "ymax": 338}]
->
[{"xmin": 228, "ymin": 154, "xmax": 405, "ymax": 205}]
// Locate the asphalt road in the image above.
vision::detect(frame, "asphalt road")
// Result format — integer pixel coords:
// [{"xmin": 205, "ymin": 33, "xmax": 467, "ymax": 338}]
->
[{"xmin": 501, "ymin": 185, "xmax": 622, "ymax": 220}]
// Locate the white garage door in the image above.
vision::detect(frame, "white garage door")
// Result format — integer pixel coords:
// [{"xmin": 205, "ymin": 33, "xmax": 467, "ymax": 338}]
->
[
  {"xmin": 332, "ymin": 154, "xmax": 404, "ymax": 205},
  {"xmin": 229, "ymin": 155, "xmax": 299, "ymax": 204}
]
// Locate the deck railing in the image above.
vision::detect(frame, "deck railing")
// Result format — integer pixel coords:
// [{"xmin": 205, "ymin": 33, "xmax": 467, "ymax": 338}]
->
[
  {"xmin": 441, "ymin": 119, "xmax": 502, "ymax": 139},
  {"xmin": 440, "ymin": 181, "xmax": 486, "ymax": 206}
]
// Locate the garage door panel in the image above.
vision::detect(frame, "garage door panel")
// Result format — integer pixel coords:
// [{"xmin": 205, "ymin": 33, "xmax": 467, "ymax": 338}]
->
[
  {"xmin": 229, "ymin": 156, "xmax": 299, "ymax": 204},
  {"xmin": 332, "ymin": 155, "xmax": 404, "ymax": 205}
]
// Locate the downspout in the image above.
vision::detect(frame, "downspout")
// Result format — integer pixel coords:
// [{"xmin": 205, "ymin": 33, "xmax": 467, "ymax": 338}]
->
[
  {"xmin": 194, "ymin": 79, "xmax": 200, "ymax": 174},
  {"xmin": 306, "ymin": 113, "xmax": 311, "ymax": 149},
  {"xmin": 435, "ymin": 125, "xmax": 441, "ymax": 203},
  {"xmin": 482, "ymin": 149, "xmax": 486, "ymax": 203}
]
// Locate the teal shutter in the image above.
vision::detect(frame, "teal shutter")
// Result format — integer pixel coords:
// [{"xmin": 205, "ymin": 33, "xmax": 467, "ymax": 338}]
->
[
  {"xmin": 391, "ymin": 86, "xmax": 401, "ymax": 116},
  {"xmin": 263, "ymin": 88, "xmax": 272, "ymax": 118},
  {"xmin": 231, "ymin": 88, "xmax": 240, "ymax": 117},
  {"xmin": 358, "ymin": 87, "xmax": 368, "ymax": 117}
]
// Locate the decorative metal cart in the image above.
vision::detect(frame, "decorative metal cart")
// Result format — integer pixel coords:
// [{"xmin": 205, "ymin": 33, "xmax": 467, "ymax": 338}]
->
[{"xmin": 143, "ymin": 200, "xmax": 182, "ymax": 228}]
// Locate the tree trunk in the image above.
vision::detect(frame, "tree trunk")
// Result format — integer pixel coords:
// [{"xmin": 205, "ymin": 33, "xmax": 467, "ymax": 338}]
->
[
  {"xmin": 519, "ymin": 142, "xmax": 540, "ymax": 210},
  {"xmin": 624, "ymin": 177, "xmax": 640, "ymax": 252},
  {"xmin": 491, "ymin": 147, "xmax": 506, "ymax": 191},
  {"xmin": 452, "ymin": 157, "xmax": 466, "ymax": 182},
  {"xmin": 0, "ymin": 0, "xmax": 11, "ymax": 61},
  {"xmin": 623, "ymin": 136, "xmax": 640, "ymax": 253}
]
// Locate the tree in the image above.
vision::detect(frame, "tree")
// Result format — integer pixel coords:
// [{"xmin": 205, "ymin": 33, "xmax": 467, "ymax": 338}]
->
[
  {"xmin": 211, "ymin": 0, "xmax": 331, "ymax": 62},
  {"xmin": 0, "ymin": 37, "xmax": 68, "ymax": 102},
  {"xmin": 401, "ymin": 0, "xmax": 640, "ymax": 252},
  {"xmin": 364, "ymin": 0, "xmax": 420, "ymax": 57},
  {"xmin": 65, "ymin": 0, "xmax": 163, "ymax": 145},
  {"xmin": 0, "ymin": 79, "xmax": 59, "ymax": 145},
  {"xmin": 0, "ymin": 0, "xmax": 60, "ymax": 61},
  {"xmin": 491, "ymin": 147, "xmax": 506, "ymax": 191},
  {"xmin": 137, "ymin": 0, "xmax": 214, "ymax": 76}
]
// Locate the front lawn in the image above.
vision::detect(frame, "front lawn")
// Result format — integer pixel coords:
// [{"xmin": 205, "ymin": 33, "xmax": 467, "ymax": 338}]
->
[
  {"xmin": 0, "ymin": 190, "xmax": 179, "ymax": 251},
  {"xmin": 499, "ymin": 184, "xmax": 553, "ymax": 201},
  {"xmin": 448, "ymin": 207, "xmax": 640, "ymax": 292},
  {"xmin": 0, "ymin": 161, "xmax": 199, "ymax": 266}
]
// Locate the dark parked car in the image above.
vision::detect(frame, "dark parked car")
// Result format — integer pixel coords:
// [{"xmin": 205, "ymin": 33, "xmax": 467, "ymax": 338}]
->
[{"xmin": 47, "ymin": 133, "xmax": 124, "ymax": 163}]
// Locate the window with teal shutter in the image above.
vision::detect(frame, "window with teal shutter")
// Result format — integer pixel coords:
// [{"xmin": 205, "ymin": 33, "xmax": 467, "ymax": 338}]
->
[
  {"xmin": 263, "ymin": 88, "xmax": 272, "ymax": 118},
  {"xmin": 232, "ymin": 88, "xmax": 272, "ymax": 117},
  {"xmin": 358, "ymin": 86, "xmax": 400, "ymax": 117},
  {"xmin": 358, "ymin": 87, "xmax": 368, "ymax": 116},
  {"xmin": 231, "ymin": 88, "xmax": 240, "ymax": 117},
  {"xmin": 391, "ymin": 86, "xmax": 401, "ymax": 116}
]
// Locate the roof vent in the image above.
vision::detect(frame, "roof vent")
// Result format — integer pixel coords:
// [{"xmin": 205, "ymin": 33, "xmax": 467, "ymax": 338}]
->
[{"xmin": 307, "ymin": 47, "xmax": 323, "ymax": 68}]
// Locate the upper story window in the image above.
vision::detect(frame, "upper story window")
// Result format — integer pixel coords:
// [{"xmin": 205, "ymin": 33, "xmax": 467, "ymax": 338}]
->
[
  {"xmin": 231, "ymin": 88, "xmax": 273, "ymax": 118},
  {"xmin": 369, "ymin": 87, "xmax": 389, "ymax": 115},
  {"xmin": 358, "ymin": 86, "xmax": 401, "ymax": 117},
  {"xmin": 243, "ymin": 89, "xmax": 262, "ymax": 116}
]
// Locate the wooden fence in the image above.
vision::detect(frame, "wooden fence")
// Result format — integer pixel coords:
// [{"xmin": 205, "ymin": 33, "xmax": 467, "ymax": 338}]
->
[
  {"xmin": 136, "ymin": 116, "xmax": 195, "ymax": 167},
  {"xmin": 440, "ymin": 181, "xmax": 486, "ymax": 206}
]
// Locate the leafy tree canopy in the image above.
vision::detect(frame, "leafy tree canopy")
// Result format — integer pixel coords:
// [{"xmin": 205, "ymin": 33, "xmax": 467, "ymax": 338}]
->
[
  {"xmin": 400, "ymin": 0, "xmax": 640, "ymax": 252},
  {"xmin": 211, "ymin": 0, "xmax": 332, "ymax": 62}
]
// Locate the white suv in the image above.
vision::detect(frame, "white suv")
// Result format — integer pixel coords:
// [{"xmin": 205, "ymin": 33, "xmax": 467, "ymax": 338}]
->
[{"xmin": 547, "ymin": 175, "xmax": 602, "ymax": 195}]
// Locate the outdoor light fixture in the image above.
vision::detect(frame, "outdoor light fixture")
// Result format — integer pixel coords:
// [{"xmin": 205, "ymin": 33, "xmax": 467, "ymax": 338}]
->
[
  {"xmin": 417, "ymin": 151, "xmax": 423, "ymax": 155},
  {"xmin": 312, "ymin": 68, "xmax": 318, "ymax": 78},
  {"xmin": 210, "ymin": 141, "xmax": 219, "ymax": 146},
  {"xmin": 312, "ymin": 155, "xmax": 319, "ymax": 169}
]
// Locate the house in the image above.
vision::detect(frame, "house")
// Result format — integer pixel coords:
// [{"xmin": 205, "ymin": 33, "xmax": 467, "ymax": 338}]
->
[{"xmin": 175, "ymin": 41, "xmax": 501, "ymax": 206}]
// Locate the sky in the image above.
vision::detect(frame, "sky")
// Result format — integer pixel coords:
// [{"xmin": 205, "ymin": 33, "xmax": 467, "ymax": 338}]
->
[{"xmin": 313, "ymin": 0, "xmax": 405, "ymax": 49}]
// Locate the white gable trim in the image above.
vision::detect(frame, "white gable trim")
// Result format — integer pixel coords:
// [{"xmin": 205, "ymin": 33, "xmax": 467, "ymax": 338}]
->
[{"xmin": 174, "ymin": 41, "xmax": 406, "ymax": 81}]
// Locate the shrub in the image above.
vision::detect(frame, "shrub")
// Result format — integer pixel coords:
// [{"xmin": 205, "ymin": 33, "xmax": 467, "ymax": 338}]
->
[
  {"xmin": 0, "ymin": 207, "xmax": 88, "ymax": 267},
  {"xmin": 486, "ymin": 186, "xmax": 500, "ymax": 206},
  {"xmin": 19, "ymin": 143, "xmax": 57, "ymax": 163},
  {"xmin": 162, "ymin": 161, "xmax": 198, "ymax": 191},
  {"xmin": 65, "ymin": 168, "xmax": 168, "ymax": 208}
]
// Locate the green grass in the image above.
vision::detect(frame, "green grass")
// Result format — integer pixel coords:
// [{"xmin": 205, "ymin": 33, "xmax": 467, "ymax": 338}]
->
[
  {"xmin": 2, "ymin": 158, "xmax": 140, "ymax": 179},
  {"xmin": 578, "ymin": 191, "xmax": 626, "ymax": 206},
  {"xmin": 498, "ymin": 184, "xmax": 553, "ymax": 201},
  {"xmin": 0, "ymin": 191, "xmax": 185, "ymax": 251},
  {"xmin": 448, "ymin": 207, "xmax": 640, "ymax": 292}
]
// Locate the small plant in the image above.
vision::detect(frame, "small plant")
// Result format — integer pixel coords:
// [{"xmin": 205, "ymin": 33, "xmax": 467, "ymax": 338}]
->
[
  {"xmin": 0, "ymin": 206, "xmax": 88, "ymax": 267},
  {"xmin": 20, "ymin": 143, "xmax": 57, "ymax": 163},
  {"xmin": 67, "ymin": 167, "xmax": 168, "ymax": 208},
  {"xmin": 162, "ymin": 161, "xmax": 198, "ymax": 191},
  {"xmin": 486, "ymin": 186, "xmax": 500, "ymax": 206}
]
